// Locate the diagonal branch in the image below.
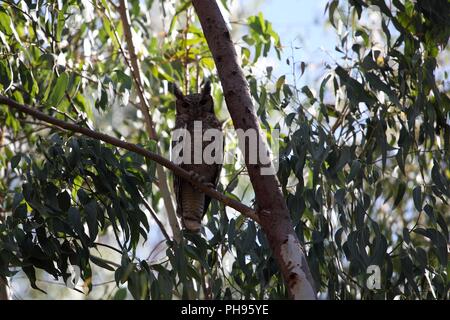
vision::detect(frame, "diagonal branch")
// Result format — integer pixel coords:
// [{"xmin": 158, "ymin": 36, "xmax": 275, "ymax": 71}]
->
[
  {"xmin": 0, "ymin": 95, "xmax": 260, "ymax": 223},
  {"xmin": 113, "ymin": 0, "xmax": 181, "ymax": 243},
  {"xmin": 139, "ymin": 190, "xmax": 172, "ymax": 243}
]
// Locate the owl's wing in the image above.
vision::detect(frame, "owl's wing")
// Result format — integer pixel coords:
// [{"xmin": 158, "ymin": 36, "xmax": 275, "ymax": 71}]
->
[
  {"xmin": 173, "ymin": 168, "xmax": 183, "ymax": 218},
  {"xmin": 202, "ymin": 139, "xmax": 223, "ymax": 217},
  {"xmin": 172, "ymin": 123, "xmax": 186, "ymax": 218},
  {"xmin": 202, "ymin": 163, "xmax": 221, "ymax": 217}
]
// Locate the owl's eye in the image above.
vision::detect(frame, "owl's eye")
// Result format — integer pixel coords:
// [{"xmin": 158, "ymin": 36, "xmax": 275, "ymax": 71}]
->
[{"xmin": 182, "ymin": 102, "xmax": 189, "ymax": 109}]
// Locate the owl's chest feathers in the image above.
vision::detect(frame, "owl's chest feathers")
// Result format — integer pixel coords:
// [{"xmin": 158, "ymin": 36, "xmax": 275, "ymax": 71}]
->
[
  {"xmin": 175, "ymin": 115, "xmax": 221, "ymax": 149},
  {"xmin": 175, "ymin": 114, "xmax": 221, "ymax": 130},
  {"xmin": 173, "ymin": 114, "xmax": 222, "ymax": 169}
]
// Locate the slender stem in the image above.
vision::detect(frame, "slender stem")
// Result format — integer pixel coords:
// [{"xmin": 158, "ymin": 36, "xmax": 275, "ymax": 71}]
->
[
  {"xmin": 139, "ymin": 190, "xmax": 172, "ymax": 243},
  {"xmin": 94, "ymin": 242, "xmax": 123, "ymax": 255},
  {"xmin": 90, "ymin": 255, "xmax": 121, "ymax": 268},
  {"xmin": 388, "ymin": 211, "xmax": 423, "ymax": 256},
  {"xmin": 116, "ymin": 0, "xmax": 181, "ymax": 242},
  {"xmin": 184, "ymin": 8, "xmax": 190, "ymax": 92},
  {"xmin": 0, "ymin": 127, "xmax": 48, "ymax": 148}
]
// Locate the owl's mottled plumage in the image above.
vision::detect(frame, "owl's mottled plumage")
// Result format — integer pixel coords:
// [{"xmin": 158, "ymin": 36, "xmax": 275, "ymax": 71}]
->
[{"xmin": 172, "ymin": 81, "xmax": 222, "ymax": 233}]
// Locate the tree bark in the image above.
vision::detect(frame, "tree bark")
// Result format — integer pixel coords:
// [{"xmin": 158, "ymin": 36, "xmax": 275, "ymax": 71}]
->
[{"xmin": 191, "ymin": 0, "xmax": 316, "ymax": 299}]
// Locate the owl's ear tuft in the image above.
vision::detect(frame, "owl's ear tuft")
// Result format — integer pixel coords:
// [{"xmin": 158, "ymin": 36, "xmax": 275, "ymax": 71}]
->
[
  {"xmin": 172, "ymin": 83, "xmax": 184, "ymax": 100},
  {"xmin": 201, "ymin": 80, "xmax": 211, "ymax": 98}
]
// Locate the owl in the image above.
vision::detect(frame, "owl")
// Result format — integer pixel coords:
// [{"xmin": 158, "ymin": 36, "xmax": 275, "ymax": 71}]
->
[{"xmin": 172, "ymin": 80, "xmax": 223, "ymax": 233}]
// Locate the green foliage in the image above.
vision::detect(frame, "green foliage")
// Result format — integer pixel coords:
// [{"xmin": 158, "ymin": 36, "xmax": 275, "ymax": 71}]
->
[
  {"xmin": 275, "ymin": 0, "xmax": 449, "ymax": 299},
  {"xmin": 0, "ymin": 0, "xmax": 449, "ymax": 300}
]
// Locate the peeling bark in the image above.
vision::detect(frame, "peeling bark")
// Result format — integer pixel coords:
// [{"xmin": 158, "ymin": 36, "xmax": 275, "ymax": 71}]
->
[
  {"xmin": 191, "ymin": 0, "xmax": 316, "ymax": 299},
  {"xmin": 280, "ymin": 235, "xmax": 316, "ymax": 299}
]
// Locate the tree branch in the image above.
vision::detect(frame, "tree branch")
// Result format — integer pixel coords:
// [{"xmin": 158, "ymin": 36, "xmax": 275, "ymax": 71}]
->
[
  {"xmin": 116, "ymin": 0, "xmax": 181, "ymax": 243},
  {"xmin": 139, "ymin": 190, "xmax": 172, "ymax": 244},
  {"xmin": 93, "ymin": 242, "xmax": 123, "ymax": 255},
  {"xmin": 191, "ymin": 0, "xmax": 316, "ymax": 299},
  {"xmin": 0, "ymin": 95, "xmax": 260, "ymax": 224},
  {"xmin": 90, "ymin": 255, "xmax": 121, "ymax": 268}
]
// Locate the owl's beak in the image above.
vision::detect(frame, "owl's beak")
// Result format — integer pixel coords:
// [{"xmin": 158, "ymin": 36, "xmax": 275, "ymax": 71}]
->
[{"xmin": 193, "ymin": 107, "xmax": 202, "ymax": 117}]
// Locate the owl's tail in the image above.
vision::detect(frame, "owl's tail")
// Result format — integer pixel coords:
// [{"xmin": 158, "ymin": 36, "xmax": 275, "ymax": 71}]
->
[{"xmin": 180, "ymin": 184, "xmax": 205, "ymax": 233}]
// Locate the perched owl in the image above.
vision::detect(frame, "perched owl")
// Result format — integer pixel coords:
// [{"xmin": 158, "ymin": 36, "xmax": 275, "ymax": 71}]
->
[{"xmin": 172, "ymin": 81, "xmax": 223, "ymax": 233}]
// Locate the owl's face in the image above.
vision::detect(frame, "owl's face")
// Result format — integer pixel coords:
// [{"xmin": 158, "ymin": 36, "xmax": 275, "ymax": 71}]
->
[{"xmin": 174, "ymin": 81, "xmax": 214, "ymax": 120}]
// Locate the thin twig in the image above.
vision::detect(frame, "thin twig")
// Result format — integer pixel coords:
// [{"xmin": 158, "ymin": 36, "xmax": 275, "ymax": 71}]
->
[
  {"xmin": 139, "ymin": 190, "xmax": 172, "ymax": 243},
  {"xmin": 0, "ymin": 127, "xmax": 49, "ymax": 148},
  {"xmin": 115, "ymin": 0, "xmax": 182, "ymax": 242},
  {"xmin": 146, "ymin": 239, "xmax": 168, "ymax": 263},
  {"xmin": 94, "ymin": 242, "xmax": 123, "ymax": 255},
  {"xmin": 90, "ymin": 255, "xmax": 121, "ymax": 268},
  {"xmin": 184, "ymin": 8, "xmax": 190, "ymax": 92},
  {"xmin": 388, "ymin": 211, "xmax": 423, "ymax": 256}
]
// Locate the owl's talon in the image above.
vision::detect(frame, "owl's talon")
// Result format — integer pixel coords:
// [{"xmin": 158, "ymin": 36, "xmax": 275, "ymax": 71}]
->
[
  {"xmin": 203, "ymin": 182, "xmax": 215, "ymax": 189},
  {"xmin": 189, "ymin": 171, "xmax": 205, "ymax": 182},
  {"xmin": 188, "ymin": 171, "xmax": 206, "ymax": 190},
  {"xmin": 189, "ymin": 171, "xmax": 200, "ymax": 180}
]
